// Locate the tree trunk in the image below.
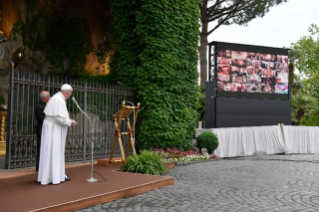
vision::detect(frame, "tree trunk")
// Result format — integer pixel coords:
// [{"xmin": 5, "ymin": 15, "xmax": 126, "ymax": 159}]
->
[
  {"xmin": 296, "ymin": 108, "xmax": 305, "ymax": 122},
  {"xmin": 199, "ymin": 2, "xmax": 208, "ymax": 87}
]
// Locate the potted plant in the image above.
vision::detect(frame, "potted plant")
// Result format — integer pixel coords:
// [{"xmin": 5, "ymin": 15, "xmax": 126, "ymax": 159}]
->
[{"xmin": 196, "ymin": 131, "xmax": 219, "ymax": 155}]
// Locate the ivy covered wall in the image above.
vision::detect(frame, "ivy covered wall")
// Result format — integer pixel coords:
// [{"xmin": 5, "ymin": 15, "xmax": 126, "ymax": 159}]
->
[{"xmin": 111, "ymin": 0, "xmax": 200, "ymax": 150}]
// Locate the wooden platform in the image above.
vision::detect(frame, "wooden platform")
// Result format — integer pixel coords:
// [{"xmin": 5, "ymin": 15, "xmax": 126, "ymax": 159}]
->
[{"xmin": 0, "ymin": 162, "xmax": 174, "ymax": 212}]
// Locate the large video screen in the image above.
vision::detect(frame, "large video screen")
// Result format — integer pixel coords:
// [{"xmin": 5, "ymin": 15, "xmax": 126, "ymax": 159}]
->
[{"xmin": 216, "ymin": 50, "xmax": 288, "ymax": 94}]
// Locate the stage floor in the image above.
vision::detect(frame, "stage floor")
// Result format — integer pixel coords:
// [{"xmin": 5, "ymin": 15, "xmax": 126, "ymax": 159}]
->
[{"xmin": 0, "ymin": 162, "xmax": 174, "ymax": 212}]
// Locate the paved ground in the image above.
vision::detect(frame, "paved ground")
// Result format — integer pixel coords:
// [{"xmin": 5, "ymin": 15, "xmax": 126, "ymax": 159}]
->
[{"xmin": 76, "ymin": 154, "xmax": 319, "ymax": 212}]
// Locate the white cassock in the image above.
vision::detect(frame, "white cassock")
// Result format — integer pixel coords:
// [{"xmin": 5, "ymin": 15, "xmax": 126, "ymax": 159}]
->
[{"xmin": 38, "ymin": 92, "xmax": 71, "ymax": 185}]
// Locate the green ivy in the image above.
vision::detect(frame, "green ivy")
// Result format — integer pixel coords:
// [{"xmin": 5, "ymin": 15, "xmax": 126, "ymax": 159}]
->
[
  {"xmin": 12, "ymin": 22, "xmax": 20, "ymax": 41},
  {"xmin": 94, "ymin": 14, "xmax": 116, "ymax": 72},
  {"xmin": 19, "ymin": 0, "xmax": 52, "ymax": 49},
  {"xmin": 196, "ymin": 85, "xmax": 205, "ymax": 122},
  {"xmin": 110, "ymin": 0, "xmax": 200, "ymax": 150},
  {"xmin": 46, "ymin": 17, "xmax": 94, "ymax": 76}
]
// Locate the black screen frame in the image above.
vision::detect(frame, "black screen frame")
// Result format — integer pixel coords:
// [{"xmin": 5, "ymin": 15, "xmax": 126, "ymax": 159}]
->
[{"xmin": 209, "ymin": 41, "xmax": 289, "ymax": 100}]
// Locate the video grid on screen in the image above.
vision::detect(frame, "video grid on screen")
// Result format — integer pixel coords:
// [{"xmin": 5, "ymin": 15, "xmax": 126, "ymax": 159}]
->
[{"xmin": 216, "ymin": 50, "xmax": 288, "ymax": 94}]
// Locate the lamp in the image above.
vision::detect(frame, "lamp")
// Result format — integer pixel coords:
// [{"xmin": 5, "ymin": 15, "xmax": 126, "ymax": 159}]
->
[{"xmin": 16, "ymin": 49, "xmax": 24, "ymax": 62}]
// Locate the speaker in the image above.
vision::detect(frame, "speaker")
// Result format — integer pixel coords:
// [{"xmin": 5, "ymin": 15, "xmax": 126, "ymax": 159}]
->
[{"xmin": 205, "ymin": 81, "xmax": 216, "ymax": 128}]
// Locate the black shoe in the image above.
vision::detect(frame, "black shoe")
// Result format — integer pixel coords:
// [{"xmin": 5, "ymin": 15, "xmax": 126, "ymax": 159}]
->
[{"xmin": 65, "ymin": 176, "xmax": 71, "ymax": 181}]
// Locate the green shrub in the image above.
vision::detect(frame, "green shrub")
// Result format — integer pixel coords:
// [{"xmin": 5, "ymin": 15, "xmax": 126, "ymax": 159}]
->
[
  {"xmin": 299, "ymin": 108, "xmax": 319, "ymax": 126},
  {"xmin": 196, "ymin": 131, "xmax": 219, "ymax": 154},
  {"xmin": 178, "ymin": 138, "xmax": 193, "ymax": 152},
  {"xmin": 120, "ymin": 150, "xmax": 168, "ymax": 175}
]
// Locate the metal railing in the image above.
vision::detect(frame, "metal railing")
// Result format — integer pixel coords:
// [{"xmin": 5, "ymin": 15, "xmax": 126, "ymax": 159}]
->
[{"xmin": 5, "ymin": 70, "xmax": 135, "ymax": 169}]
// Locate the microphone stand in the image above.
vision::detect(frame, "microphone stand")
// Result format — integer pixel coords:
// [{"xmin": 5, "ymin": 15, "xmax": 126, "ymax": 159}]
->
[{"xmin": 72, "ymin": 97, "xmax": 97, "ymax": 183}]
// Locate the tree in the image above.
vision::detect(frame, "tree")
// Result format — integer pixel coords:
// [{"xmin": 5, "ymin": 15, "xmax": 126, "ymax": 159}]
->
[
  {"xmin": 199, "ymin": 0, "xmax": 288, "ymax": 86},
  {"xmin": 291, "ymin": 73, "xmax": 303, "ymax": 95},
  {"xmin": 299, "ymin": 107, "xmax": 319, "ymax": 126},
  {"xmin": 289, "ymin": 24, "xmax": 319, "ymax": 126},
  {"xmin": 291, "ymin": 24, "xmax": 319, "ymax": 100},
  {"xmin": 291, "ymin": 94, "xmax": 317, "ymax": 125},
  {"xmin": 288, "ymin": 49, "xmax": 301, "ymax": 87}
]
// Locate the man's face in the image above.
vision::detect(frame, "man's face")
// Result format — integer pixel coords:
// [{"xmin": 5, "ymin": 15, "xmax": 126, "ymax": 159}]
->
[
  {"xmin": 43, "ymin": 93, "xmax": 51, "ymax": 103},
  {"xmin": 40, "ymin": 91, "xmax": 51, "ymax": 103},
  {"xmin": 64, "ymin": 89, "xmax": 73, "ymax": 100}
]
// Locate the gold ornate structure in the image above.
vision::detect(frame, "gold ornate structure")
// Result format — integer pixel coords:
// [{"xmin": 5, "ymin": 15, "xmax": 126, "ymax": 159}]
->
[
  {"xmin": 108, "ymin": 101, "xmax": 140, "ymax": 165},
  {"xmin": 0, "ymin": 111, "xmax": 8, "ymax": 156}
]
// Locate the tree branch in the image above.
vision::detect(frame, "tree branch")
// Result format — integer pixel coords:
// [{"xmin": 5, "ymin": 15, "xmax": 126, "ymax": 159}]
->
[
  {"xmin": 207, "ymin": 0, "xmax": 226, "ymax": 14},
  {"xmin": 207, "ymin": 2, "xmax": 243, "ymax": 35},
  {"xmin": 207, "ymin": 0, "xmax": 246, "ymax": 16},
  {"xmin": 207, "ymin": 0, "xmax": 253, "ymax": 22},
  {"xmin": 207, "ymin": 13, "xmax": 232, "ymax": 35},
  {"xmin": 208, "ymin": 0, "xmax": 261, "ymax": 23},
  {"xmin": 209, "ymin": 8, "xmax": 248, "ymax": 22}
]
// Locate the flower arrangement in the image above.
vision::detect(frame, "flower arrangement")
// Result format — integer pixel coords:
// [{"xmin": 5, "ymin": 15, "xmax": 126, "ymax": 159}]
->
[
  {"xmin": 153, "ymin": 148, "xmax": 198, "ymax": 156},
  {"xmin": 152, "ymin": 147, "xmax": 214, "ymax": 163},
  {"xmin": 166, "ymin": 148, "xmax": 198, "ymax": 156},
  {"xmin": 162, "ymin": 154, "xmax": 208, "ymax": 163},
  {"xmin": 0, "ymin": 95, "xmax": 7, "ymax": 111},
  {"xmin": 0, "ymin": 104, "xmax": 7, "ymax": 111}
]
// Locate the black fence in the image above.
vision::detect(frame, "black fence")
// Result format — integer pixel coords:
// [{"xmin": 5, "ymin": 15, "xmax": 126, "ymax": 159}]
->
[{"xmin": 5, "ymin": 70, "xmax": 135, "ymax": 169}]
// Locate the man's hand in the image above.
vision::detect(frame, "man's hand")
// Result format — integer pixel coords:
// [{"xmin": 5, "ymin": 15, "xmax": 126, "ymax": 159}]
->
[
  {"xmin": 70, "ymin": 119, "xmax": 77, "ymax": 126},
  {"xmin": 11, "ymin": 62, "xmax": 15, "ymax": 69}
]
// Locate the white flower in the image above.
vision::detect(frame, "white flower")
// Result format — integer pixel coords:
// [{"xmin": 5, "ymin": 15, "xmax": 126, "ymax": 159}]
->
[{"xmin": 0, "ymin": 104, "xmax": 7, "ymax": 110}]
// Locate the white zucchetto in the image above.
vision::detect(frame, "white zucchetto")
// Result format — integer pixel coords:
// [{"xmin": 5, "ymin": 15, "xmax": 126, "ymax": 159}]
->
[{"xmin": 61, "ymin": 84, "xmax": 73, "ymax": 91}]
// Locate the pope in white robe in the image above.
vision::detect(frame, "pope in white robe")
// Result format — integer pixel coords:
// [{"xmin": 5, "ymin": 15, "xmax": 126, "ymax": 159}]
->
[{"xmin": 38, "ymin": 84, "xmax": 77, "ymax": 185}]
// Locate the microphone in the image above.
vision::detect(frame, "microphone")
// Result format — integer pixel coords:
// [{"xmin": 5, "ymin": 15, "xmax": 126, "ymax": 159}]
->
[
  {"xmin": 72, "ymin": 97, "xmax": 97, "ymax": 182},
  {"xmin": 72, "ymin": 96, "xmax": 78, "ymax": 106},
  {"xmin": 72, "ymin": 97, "xmax": 93, "ymax": 125}
]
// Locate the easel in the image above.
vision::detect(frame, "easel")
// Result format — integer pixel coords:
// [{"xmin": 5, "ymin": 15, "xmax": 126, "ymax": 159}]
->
[{"xmin": 108, "ymin": 101, "xmax": 140, "ymax": 165}]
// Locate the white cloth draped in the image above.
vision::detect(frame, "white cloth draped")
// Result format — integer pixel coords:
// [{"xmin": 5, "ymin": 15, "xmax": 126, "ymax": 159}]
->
[
  {"xmin": 283, "ymin": 126, "xmax": 319, "ymax": 154},
  {"xmin": 38, "ymin": 92, "xmax": 71, "ymax": 185},
  {"xmin": 196, "ymin": 126, "xmax": 287, "ymax": 158}
]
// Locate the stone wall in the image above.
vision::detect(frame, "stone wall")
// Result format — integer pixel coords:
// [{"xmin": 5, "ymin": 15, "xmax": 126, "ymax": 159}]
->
[
  {"xmin": 0, "ymin": 41, "xmax": 19, "ymax": 104},
  {"xmin": 0, "ymin": 0, "xmax": 111, "ymax": 74},
  {"xmin": 52, "ymin": 0, "xmax": 111, "ymax": 74},
  {"xmin": 72, "ymin": 111, "xmax": 114, "ymax": 134},
  {"xmin": 0, "ymin": 0, "xmax": 19, "ymax": 40},
  {"xmin": 0, "ymin": 0, "xmax": 112, "ymax": 104}
]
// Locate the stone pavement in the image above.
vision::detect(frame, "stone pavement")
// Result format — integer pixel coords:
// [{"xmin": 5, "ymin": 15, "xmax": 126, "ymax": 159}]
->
[{"xmin": 76, "ymin": 154, "xmax": 319, "ymax": 212}]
